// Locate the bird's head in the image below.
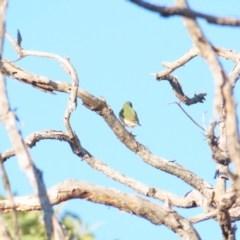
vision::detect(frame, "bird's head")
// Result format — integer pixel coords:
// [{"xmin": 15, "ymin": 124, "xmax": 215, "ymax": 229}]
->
[{"xmin": 124, "ymin": 101, "xmax": 133, "ymax": 108}]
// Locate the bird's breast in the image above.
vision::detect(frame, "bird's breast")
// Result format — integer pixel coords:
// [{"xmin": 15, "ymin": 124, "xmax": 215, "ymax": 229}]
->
[{"xmin": 123, "ymin": 118, "xmax": 138, "ymax": 127}]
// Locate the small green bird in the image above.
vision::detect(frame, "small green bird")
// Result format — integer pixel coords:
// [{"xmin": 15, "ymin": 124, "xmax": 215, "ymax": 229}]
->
[{"xmin": 119, "ymin": 101, "xmax": 141, "ymax": 128}]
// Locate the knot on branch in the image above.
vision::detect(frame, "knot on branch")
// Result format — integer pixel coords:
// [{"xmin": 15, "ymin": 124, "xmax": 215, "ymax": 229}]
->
[
  {"xmin": 186, "ymin": 93, "xmax": 207, "ymax": 105},
  {"xmin": 69, "ymin": 134, "xmax": 82, "ymax": 156},
  {"xmin": 146, "ymin": 188, "xmax": 157, "ymax": 197},
  {"xmin": 158, "ymin": 75, "xmax": 207, "ymax": 105},
  {"xmin": 206, "ymin": 121, "xmax": 230, "ymax": 166}
]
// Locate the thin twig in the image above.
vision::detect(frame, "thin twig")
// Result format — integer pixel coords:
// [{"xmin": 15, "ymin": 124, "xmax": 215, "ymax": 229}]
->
[
  {"xmin": 174, "ymin": 102, "xmax": 205, "ymax": 131},
  {"xmin": 202, "ymin": 111, "xmax": 208, "ymax": 132}
]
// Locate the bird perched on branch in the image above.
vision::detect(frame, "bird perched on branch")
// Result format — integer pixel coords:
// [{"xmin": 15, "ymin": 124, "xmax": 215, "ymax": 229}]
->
[{"xmin": 119, "ymin": 101, "xmax": 141, "ymax": 128}]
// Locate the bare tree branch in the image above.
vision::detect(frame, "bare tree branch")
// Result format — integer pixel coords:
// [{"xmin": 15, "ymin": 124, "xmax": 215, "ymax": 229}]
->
[
  {"xmin": 0, "ymin": 156, "xmax": 20, "ymax": 240},
  {"xmin": 0, "ymin": 36, "xmax": 65, "ymax": 240},
  {"xmin": 1, "ymin": 1, "xmax": 240, "ymax": 238},
  {"xmin": 5, "ymin": 31, "xmax": 79, "ymax": 138},
  {"xmin": 156, "ymin": 46, "xmax": 240, "ymax": 79},
  {"xmin": 173, "ymin": 102, "xmax": 205, "ymax": 131},
  {"xmin": 157, "ymin": 74, "xmax": 206, "ymax": 106},
  {"xmin": 1, "ymin": 130, "xmax": 211, "ymax": 210},
  {"xmin": 129, "ymin": 0, "xmax": 240, "ymax": 27},
  {"xmin": 0, "ymin": 2, "xmax": 20, "ymax": 239},
  {"xmin": 172, "ymin": 2, "xmax": 240, "ymax": 183},
  {"xmin": 2, "ymin": 76, "xmax": 68, "ymax": 240},
  {"xmin": 173, "ymin": 0, "xmax": 239, "ymax": 236},
  {"xmin": 0, "ymin": 180, "xmax": 201, "ymax": 240},
  {"xmin": 0, "ymin": 62, "xmax": 215, "ymax": 202},
  {"xmin": 0, "ymin": 79, "xmax": 64, "ymax": 240}
]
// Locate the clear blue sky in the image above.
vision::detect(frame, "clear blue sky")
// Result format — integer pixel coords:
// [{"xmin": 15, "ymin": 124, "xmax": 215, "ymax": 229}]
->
[{"xmin": 1, "ymin": 0, "xmax": 240, "ymax": 239}]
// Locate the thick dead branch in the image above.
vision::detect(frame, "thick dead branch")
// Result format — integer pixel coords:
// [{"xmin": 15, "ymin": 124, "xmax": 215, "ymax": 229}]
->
[
  {"xmin": 0, "ymin": 62, "xmax": 214, "ymax": 201},
  {"xmin": 0, "ymin": 180, "xmax": 201, "ymax": 240},
  {"xmin": 0, "ymin": 2, "xmax": 20, "ymax": 239},
  {"xmin": 1, "ymin": 44, "xmax": 64, "ymax": 240},
  {"xmin": 175, "ymin": 0, "xmax": 240, "ymax": 193},
  {"xmin": 0, "ymin": 0, "xmax": 8, "ymax": 54},
  {"xmin": 0, "ymin": 2, "xmax": 20, "ymax": 240},
  {"xmin": 0, "ymin": 78, "xmax": 64, "ymax": 239},
  {"xmin": 174, "ymin": 0, "xmax": 239, "ymax": 236},
  {"xmin": 129, "ymin": 0, "xmax": 240, "ymax": 27},
  {"xmin": 1, "ymin": 59, "xmax": 101, "ymax": 108},
  {"xmin": 1, "ymin": 130, "xmax": 210, "ymax": 210},
  {"xmin": 158, "ymin": 74, "xmax": 206, "ymax": 106}
]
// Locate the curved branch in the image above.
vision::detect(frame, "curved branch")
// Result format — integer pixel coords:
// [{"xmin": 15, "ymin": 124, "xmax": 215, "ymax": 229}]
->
[
  {"xmin": 155, "ymin": 47, "xmax": 240, "ymax": 107},
  {"xmin": 158, "ymin": 74, "xmax": 207, "ymax": 106},
  {"xmin": 173, "ymin": 102, "xmax": 205, "ymax": 131},
  {"xmin": 0, "ymin": 180, "xmax": 201, "ymax": 240},
  {"xmin": 158, "ymin": 46, "xmax": 199, "ymax": 78},
  {"xmin": 5, "ymin": 31, "xmax": 79, "ymax": 138},
  {"xmin": 129, "ymin": 0, "xmax": 240, "ymax": 27},
  {"xmin": 156, "ymin": 46, "xmax": 240, "ymax": 79},
  {"xmin": 0, "ymin": 61, "xmax": 214, "ymax": 202},
  {"xmin": 1, "ymin": 130, "xmax": 207, "ymax": 209}
]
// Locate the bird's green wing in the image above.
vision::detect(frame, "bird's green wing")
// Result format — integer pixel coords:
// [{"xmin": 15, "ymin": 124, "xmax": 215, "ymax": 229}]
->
[
  {"xmin": 119, "ymin": 109, "xmax": 124, "ymax": 123},
  {"xmin": 134, "ymin": 110, "xmax": 140, "ymax": 125},
  {"xmin": 125, "ymin": 107, "xmax": 140, "ymax": 125}
]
